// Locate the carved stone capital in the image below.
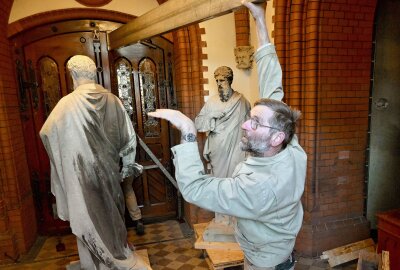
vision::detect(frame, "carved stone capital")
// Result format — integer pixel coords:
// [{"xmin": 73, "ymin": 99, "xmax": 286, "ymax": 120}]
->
[{"xmin": 234, "ymin": 46, "xmax": 255, "ymax": 70}]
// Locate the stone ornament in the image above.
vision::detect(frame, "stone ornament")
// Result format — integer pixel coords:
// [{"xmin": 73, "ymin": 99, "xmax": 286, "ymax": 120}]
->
[{"xmin": 234, "ymin": 45, "xmax": 255, "ymax": 69}]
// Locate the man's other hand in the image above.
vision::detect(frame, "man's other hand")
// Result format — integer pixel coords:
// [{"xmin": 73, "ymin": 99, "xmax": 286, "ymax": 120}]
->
[{"xmin": 148, "ymin": 109, "xmax": 197, "ymax": 135}]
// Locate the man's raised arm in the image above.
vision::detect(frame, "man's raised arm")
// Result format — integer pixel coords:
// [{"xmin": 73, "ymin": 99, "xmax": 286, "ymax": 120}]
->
[{"xmin": 242, "ymin": 0, "xmax": 284, "ymax": 101}]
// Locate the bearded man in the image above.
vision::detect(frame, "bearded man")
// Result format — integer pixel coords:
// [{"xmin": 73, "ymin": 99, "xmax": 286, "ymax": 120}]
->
[{"xmin": 148, "ymin": 1, "xmax": 306, "ymax": 270}]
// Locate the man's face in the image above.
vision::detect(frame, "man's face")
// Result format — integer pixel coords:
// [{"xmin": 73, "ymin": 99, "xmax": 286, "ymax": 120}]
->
[
  {"xmin": 215, "ymin": 75, "xmax": 231, "ymax": 96},
  {"xmin": 240, "ymin": 105, "xmax": 275, "ymax": 156}
]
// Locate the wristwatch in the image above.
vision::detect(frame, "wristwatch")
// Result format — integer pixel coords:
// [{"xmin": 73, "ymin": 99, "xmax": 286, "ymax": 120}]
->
[{"xmin": 181, "ymin": 133, "xmax": 197, "ymax": 142}]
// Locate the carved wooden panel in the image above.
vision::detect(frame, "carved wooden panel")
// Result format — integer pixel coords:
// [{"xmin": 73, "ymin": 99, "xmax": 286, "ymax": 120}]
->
[
  {"xmin": 139, "ymin": 58, "xmax": 161, "ymax": 138},
  {"xmin": 39, "ymin": 57, "xmax": 62, "ymax": 117},
  {"xmin": 115, "ymin": 57, "xmax": 137, "ymax": 127}
]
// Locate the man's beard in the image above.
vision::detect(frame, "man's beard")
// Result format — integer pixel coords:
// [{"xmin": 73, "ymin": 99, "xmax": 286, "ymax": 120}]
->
[{"xmin": 239, "ymin": 132, "xmax": 272, "ymax": 157}]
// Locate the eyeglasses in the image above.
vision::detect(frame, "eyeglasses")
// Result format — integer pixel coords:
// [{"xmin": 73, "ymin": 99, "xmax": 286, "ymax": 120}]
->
[{"xmin": 250, "ymin": 118, "xmax": 281, "ymax": 131}]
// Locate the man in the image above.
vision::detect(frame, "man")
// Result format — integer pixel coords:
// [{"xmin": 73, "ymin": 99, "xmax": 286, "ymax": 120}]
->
[
  {"xmin": 40, "ymin": 55, "xmax": 146, "ymax": 269},
  {"xmin": 148, "ymin": 1, "xmax": 306, "ymax": 269},
  {"xmin": 122, "ymin": 177, "xmax": 145, "ymax": 236},
  {"xmin": 195, "ymin": 66, "xmax": 250, "ymax": 241}
]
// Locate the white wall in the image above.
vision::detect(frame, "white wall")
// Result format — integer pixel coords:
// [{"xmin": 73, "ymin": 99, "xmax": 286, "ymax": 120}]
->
[
  {"xmin": 8, "ymin": 0, "xmax": 158, "ymax": 23},
  {"xmin": 200, "ymin": 5, "xmax": 275, "ymax": 106}
]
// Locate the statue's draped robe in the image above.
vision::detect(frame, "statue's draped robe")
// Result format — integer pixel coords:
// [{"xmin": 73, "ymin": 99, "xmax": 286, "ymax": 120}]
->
[
  {"xmin": 40, "ymin": 83, "xmax": 139, "ymax": 269},
  {"xmin": 195, "ymin": 91, "xmax": 250, "ymax": 178}
]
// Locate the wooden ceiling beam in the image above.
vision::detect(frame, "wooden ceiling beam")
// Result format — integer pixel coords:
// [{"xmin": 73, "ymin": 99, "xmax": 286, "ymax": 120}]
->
[{"xmin": 108, "ymin": 0, "xmax": 267, "ymax": 50}]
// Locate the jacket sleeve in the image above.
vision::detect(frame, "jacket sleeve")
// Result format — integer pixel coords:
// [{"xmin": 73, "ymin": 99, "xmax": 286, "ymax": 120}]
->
[
  {"xmin": 172, "ymin": 143, "xmax": 272, "ymax": 220},
  {"xmin": 255, "ymin": 44, "xmax": 284, "ymax": 101}
]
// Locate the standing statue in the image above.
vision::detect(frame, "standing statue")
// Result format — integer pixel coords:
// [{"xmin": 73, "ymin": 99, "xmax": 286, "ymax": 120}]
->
[
  {"xmin": 195, "ymin": 66, "xmax": 250, "ymax": 241},
  {"xmin": 40, "ymin": 55, "xmax": 147, "ymax": 270}
]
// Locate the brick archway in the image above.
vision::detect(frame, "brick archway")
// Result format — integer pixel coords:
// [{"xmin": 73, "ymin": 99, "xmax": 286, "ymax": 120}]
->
[{"xmin": 1, "ymin": 5, "xmax": 206, "ymax": 263}]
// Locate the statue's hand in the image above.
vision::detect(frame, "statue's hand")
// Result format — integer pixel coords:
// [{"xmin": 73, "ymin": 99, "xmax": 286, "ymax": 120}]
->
[{"xmin": 148, "ymin": 109, "xmax": 196, "ymax": 135}]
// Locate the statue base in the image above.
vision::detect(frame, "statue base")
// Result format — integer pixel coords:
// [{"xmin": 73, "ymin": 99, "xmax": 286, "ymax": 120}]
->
[
  {"xmin": 203, "ymin": 218, "xmax": 237, "ymax": 243},
  {"xmin": 66, "ymin": 249, "xmax": 152, "ymax": 270}
]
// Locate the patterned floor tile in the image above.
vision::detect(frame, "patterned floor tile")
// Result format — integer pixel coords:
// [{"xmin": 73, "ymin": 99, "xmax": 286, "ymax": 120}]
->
[
  {"xmin": 129, "ymin": 220, "xmax": 185, "ymax": 246},
  {"xmin": 0, "ymin": 219, "xmax": 359, "ymax": 270},
  {"xmin": 143, "ymin": 239, "xmax": 208, "ymax": 270},
  {"xmin": 34, "ymin": 234, "xmax": 77, "ymax": 261}
]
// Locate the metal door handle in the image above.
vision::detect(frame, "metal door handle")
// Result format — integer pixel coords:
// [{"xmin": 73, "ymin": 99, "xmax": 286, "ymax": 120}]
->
[{"xmin": 374, "ymin": 98, "xmax": 389, "ymax": 110}]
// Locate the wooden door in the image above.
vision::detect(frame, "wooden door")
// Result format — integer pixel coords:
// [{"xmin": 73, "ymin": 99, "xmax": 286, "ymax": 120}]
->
[
  {"xmin": 110, "ymin": 37, "xmax": 177, "ymax": 222},
  {"xmin": 20, "ymin": 30, "xmax": 110, "ymax": 234},
  {"xmin": 16, "ymin": 21, "xmax": 178, "ymax": 234}
]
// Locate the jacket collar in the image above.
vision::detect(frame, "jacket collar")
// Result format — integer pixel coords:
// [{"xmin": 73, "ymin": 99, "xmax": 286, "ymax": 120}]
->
[{"xmin": 244, "ymin": 146, "xmax": 289, "ymax": 166}]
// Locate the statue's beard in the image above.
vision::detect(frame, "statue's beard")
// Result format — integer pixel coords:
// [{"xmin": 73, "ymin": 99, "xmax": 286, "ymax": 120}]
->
[
  {"xmin": 218, "ymin": 88, "xmax": 232, "ymax": 102},
  {"xmin": 239, "ymin": 132, "xmax": 272, "ymax": 157}
]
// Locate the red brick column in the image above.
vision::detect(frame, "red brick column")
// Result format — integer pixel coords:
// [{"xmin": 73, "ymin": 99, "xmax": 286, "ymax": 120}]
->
[
  {"xmin": 234, "ymin": 7, "xmax": 250, "ymax": 46},
  {"xmin": 172, "ymin": 25, "xmax": 213, "ymax": 226},
  {"xmin": 274, "ymin": 0, "xmax": 377, "ymax": 256},
  {"xmin": 0, "ymin": 0, "xmax": 37, "ymax": 264}
]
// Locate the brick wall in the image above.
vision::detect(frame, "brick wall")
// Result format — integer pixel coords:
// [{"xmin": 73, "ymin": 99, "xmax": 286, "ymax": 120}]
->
[
  {"xmin": 172, "ymin": 25, "xmax": 213, "ymax": 225},
  {"xmin": 234, "ymin": 7, "xmax": 250, "ymax": 46},
  {"xmin": 0, "ymin": 0, "xmax": 37, "ymax": 263},
  {"xmin": 274, "ymin": 0, "xmax": 376, "ymax": 255}
]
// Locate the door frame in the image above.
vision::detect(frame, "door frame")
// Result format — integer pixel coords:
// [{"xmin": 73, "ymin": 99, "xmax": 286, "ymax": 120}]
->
[
  {"xmin": 11, "ymin": 18, "xmax": 179, "ymax": 234},
  {"xmin": 9, "ymin": 8, "xmax": 208, "ymax": 228}
]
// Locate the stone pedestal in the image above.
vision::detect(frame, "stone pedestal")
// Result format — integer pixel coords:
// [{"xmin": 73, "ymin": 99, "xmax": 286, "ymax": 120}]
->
[
  {"xmin": 203, "ymin": 214, "xmax": 236, "ymax": 243},
  {"xmin": 66, "ymin": 249, "xmax": 152, "ymax": 270}
]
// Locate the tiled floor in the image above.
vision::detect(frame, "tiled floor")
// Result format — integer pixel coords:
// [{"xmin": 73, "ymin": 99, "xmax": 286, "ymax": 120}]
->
[{"xmin": 0, "ymin": 220, "xmax": 357, "ymax": 270}]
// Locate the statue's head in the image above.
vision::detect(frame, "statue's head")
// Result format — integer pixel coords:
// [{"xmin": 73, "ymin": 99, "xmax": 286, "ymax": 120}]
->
[
  {"xmin": 214, "ymin": 66, "xmax": 233, "ymax": 102},
  {"xmin": 67, "ymin": 55, "xmax": 97, "ymax": 89},
  {"xmin": 214, "ymin": 66, "xmax": 233, "ymax": 84}
]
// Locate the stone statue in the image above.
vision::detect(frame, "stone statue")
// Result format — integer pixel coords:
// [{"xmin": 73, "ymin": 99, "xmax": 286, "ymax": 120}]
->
[
  {"xmin": 195, "ymin": 66, "xmax": 250, "ymax": 242},
  {"xmin": 40, "ymin": 55, "xmax": 148, "ymax": 270}
]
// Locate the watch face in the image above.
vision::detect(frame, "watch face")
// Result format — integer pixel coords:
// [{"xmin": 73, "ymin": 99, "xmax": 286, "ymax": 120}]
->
[{"xmin": 183, "ymin": 133, "xmax": 196, "ymax": 142}]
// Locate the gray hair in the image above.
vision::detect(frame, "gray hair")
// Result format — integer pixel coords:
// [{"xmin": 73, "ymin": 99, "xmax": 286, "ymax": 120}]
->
[{"xmin": 254, "ymin": 98, "xmax": 301, "ymax": 148}]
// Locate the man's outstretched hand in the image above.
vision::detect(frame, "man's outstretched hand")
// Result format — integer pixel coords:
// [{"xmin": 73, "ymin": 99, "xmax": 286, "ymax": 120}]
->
[{"xmin": 148, "ymin": 109, "xmax": 197, "ymax": 139}]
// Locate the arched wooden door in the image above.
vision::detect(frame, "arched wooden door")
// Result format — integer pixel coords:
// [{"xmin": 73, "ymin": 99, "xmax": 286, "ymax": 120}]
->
[
  {"xmin": 110, "ymin": 37, "xmax": 178, "ymax": 224},
  {"xmin": 13, "ymin": 20, "xmax": 177, "ymax": 235},
  {"xmin": 109, "ymin": 37, "xmax": 178, "ymax": 224}
]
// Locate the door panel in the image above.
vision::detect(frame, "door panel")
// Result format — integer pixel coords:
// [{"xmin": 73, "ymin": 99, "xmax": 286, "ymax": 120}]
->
[{"xmin": 110, "ymin": 37, "xmax": 177, "ymax": 220}]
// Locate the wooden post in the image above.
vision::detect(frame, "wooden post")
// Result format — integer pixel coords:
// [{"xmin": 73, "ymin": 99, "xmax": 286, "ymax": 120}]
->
[{"xmin": 108, "ymin": 0, "xmax": 267, "ymax": 50}]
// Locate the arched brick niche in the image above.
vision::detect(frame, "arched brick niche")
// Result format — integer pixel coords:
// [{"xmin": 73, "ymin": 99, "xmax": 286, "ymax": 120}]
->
[
  {"xmin": 274, "ymin": 0, "xmax": 377, "ymax": 256},
  {"xmin": 2, "ymin": 5, "xmax": 207, "ymax": 263}
]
